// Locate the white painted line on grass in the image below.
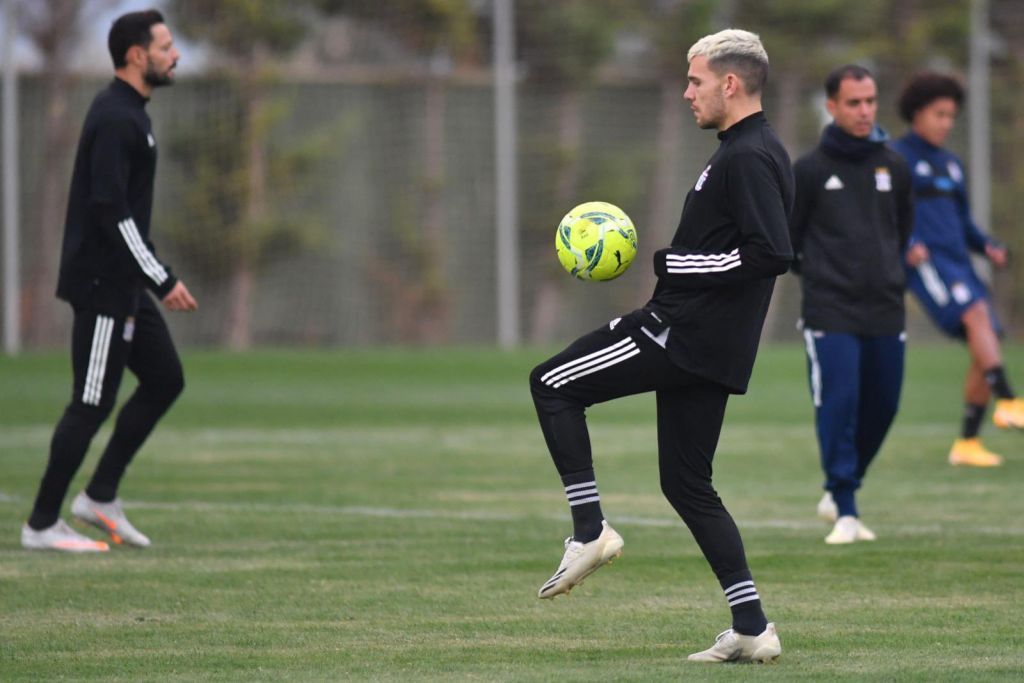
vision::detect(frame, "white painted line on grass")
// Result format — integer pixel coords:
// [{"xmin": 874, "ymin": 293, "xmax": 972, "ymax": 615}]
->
[{"xmin": 1, "ymin": 490, "xmax": 1022, "ymax": 536}]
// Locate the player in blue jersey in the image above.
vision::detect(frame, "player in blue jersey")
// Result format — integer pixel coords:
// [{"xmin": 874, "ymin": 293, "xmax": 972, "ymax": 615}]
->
[{"xmin": 893, "ymin": 72, "xmax": 1023, "ymax": 467}]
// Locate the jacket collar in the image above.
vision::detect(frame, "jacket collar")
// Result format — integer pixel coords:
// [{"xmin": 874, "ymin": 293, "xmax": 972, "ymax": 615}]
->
[
  {"xmin": 717, "ymin": 111, "xmax": 765, "ymax": 141},
  {"xmin": 820, "ymin": 123, "xmax": 888, "ymax": 161},
  {"xmin": 111, "ymin": 77, "xmax": 150, "ymax": 107}
]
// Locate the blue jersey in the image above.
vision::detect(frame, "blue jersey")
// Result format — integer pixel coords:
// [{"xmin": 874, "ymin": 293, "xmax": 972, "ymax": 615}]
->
[
  {"xmin": 892, "ymin": 132, "xmax": 999, "ymax": 338},
  {"xmin": 891, "ymin": 132, "xmax": 992, "ymax": 275}
]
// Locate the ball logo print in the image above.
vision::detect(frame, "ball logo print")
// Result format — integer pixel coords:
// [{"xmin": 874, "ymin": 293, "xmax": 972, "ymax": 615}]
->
[{"xmin": 555, "ymin": 201, "xmax": 638, "ymax": 281}]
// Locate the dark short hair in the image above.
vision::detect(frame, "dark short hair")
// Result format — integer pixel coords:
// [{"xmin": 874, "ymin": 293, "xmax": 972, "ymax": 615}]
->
[
  {"xmin": 710, "ymin": 55, "xmax": 768, "ymax": 95},
  {"xmin": 825, "ymin": 64, "xmax": 873, "ymax": 98},
  {"xmin": 898, "ymin": 72, "xmax": 965, "ymax": 122},
  {"xmin": 108, "ymin": 9, "xmax": 164, "ymax": 68}
]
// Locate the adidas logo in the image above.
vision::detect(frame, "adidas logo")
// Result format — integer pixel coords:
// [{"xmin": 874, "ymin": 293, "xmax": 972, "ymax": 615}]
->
[{"xmin": 824, "ymin": 175, "xmax": 844, "ymax": 190}]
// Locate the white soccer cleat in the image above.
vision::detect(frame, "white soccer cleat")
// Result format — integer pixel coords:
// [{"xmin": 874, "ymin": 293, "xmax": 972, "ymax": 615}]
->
[
  {"xmin": 825, "ymin": 515, "xmax": 858, "ymax": 544},
  {"xmin": 816, "ymin": 491, "xmax": 838, "ymax": 522},
  {"xmin": 854, "ymin": 519, "xmax": 876, "ymax": 541},
  {"xmin": 71, "ymin": 492, "xmax": 151, "ymax": 548},
  {"xmin": 21, "ymin": 519, "xmax": 109, "ymax": 553},
  {"xmin": 687, "ymin": 622, "xmax": 781, "ymax": 663},
  {"xmin": 538, "ymin": 520, "xmax": 623, "ymax": 599},
  {"xmin": 825, "ymin": 515, "xmax": 875, "ymax": 544}
]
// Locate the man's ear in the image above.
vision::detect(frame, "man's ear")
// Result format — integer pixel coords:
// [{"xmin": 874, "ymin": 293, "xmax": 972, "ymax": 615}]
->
[
  {"xmin": 825, "ymin": 97, "xmax": 838, "ymax": 118},
  {"xmin": 723, "ymin": 73, "xmax": 741, "ymax": 99},
  {"xmin": 125, "ymin": 44, "xmax": 146, "ymax": 68}
]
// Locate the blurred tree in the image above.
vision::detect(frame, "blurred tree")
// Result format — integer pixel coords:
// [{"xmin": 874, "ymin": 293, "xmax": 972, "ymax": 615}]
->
[
  {"xmin": 19, "ymin": 0, "xmax": 116, "ymax": 346},
  {"xmin": 168, "ymin": 0, "xmax": 326, "ymax": 349},
  {"xmin": 990, "ymin": 0, "xmax": 1024, "ymax": 331},
  {"xmin": 723, "ymin": 0, "xmax": 887, "ymax": 339},
  {"xmin": 516, "ymin": 0, "xmax": 632, "ymax": 343},
  {"xmin": 632, "ymin": 0, "xmax": 715, "ymax": 300},
  {"xmin": 319, "ymin": 0, "xmax": 481, "ymax": 343}
]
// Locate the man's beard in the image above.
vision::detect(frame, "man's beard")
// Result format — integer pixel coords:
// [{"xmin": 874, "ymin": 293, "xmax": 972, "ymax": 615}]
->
[
  {"xmin": 143, "ymin": 61, "xmax": 175, "ymax": 88},
  {"xmin": 699, "ymin": 93, "xmax": 726, "ymax": 129}
]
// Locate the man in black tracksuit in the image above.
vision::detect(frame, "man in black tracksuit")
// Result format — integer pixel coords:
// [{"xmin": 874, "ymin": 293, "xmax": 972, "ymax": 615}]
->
[
  {"xmin": 530, "ymin": 30, "xmax": 791, "ymax": 663},
  {"xmin": 21, "ymin": 10, "xmax": 196, "ymax": 553},
  {"xmin": 790, "ymin": 65, "xmax": 913, "ymax": 545}
]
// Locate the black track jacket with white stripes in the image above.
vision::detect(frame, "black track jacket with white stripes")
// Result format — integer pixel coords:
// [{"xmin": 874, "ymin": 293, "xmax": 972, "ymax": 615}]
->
[
  {"xmin": 789, "ymin": 126, "xmax": 912, "ymax": 336},
  {"xmin": 647, "ymin": 111, "xmax": 793, "ymax": 394},
  {"xmin": 56, "ymin": 78, "xmax": 176, "ymax": 315}
]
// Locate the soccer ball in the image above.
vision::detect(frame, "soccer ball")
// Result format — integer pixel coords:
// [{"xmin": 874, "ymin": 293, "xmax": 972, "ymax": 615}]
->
[{"xmin": 555, "ymin": 201, "xmax": 638, "ymax": 281}]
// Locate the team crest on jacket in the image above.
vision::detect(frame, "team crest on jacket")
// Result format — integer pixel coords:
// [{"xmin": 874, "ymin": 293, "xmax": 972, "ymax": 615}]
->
[
  {"xmin": 695, "ymin": 165, "xmax": 711, "ymax": 191},
  {"xmin": 147, "ymin": 133, "xmax": 156, "ymax": 148},
  {"xmin": 947, "ymin": 161, "xmax": 963, "ymax": 183},
  {"xmin": 874, "ymin": 167, "xmax": 892, "ymax": 192},
  {"xmin": 914, "ymin": 160, "xmax": 932, "ymax": 176}
]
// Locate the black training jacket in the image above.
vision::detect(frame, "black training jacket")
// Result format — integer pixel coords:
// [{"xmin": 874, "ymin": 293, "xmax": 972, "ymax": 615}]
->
[
  {"xmin": 790, "ymin": 127, "xmax": 913, "ymax": 335},
  {"xmin": 56, "ymin": 78, "xmax": 176, "ymax": 315},
  {"xmin": 645, "ymin": 112, "xmax": 794, "ymax": 394}
]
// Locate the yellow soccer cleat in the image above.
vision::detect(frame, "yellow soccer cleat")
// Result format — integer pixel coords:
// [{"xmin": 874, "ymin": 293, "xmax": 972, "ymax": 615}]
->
[
  {"xmin": 948, "ymin": 438, "xmax": 1003, "ymax": 467},
  {"xmin": 992, "ymin": 398, "xmax": 1024, "ymax": 429}
]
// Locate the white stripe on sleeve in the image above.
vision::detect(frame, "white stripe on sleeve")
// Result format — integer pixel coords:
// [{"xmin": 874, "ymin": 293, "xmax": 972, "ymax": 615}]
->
[
  {"xmin": 665, "ymin": 249, "xmax": 742, "ymax": 274},
  {"xmin": 118, "ymin": 218, "xmax": 169, "ymax": 286}
]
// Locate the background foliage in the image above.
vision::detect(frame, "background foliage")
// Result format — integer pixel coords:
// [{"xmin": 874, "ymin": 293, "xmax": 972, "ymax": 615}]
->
[{"xmin": 4, "ymin": 0, "xmax": 1023, "ymax": 348}]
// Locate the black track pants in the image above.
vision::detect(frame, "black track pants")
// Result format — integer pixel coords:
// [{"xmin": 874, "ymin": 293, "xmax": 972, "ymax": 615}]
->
[
  {"xmin": 28, "ymin": 295, "xmax": 183, "ymax": 529},
  {"xmin": 529, "ymin": 314, "xmax": 753, "ymax": 582}
]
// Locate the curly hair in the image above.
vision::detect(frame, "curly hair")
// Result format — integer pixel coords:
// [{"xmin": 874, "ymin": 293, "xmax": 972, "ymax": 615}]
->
[{"xmin": 898, "ymin": 72, "xmax": 965, "ymax": 123}]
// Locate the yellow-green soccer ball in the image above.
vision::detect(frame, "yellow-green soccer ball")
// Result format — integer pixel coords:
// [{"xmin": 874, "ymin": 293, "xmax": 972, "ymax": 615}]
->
[{"xmin": 555, "ymin": 201, "xmax": 638, "ymax": 281}]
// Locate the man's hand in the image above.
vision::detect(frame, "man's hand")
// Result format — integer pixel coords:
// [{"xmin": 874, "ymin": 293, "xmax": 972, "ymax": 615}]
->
[
  {"xmin": 905, "ymin": 242, "xmax": 929, "ymax": 267},
  {"xmin": 985, "ymin": 242, "xmax": 1009, "ymax": 269},
  {"xmin": 162, "ymin": 280, "xmax": 198, "ymax": 311}
]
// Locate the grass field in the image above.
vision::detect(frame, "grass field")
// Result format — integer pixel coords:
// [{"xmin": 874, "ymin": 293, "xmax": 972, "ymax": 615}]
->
[{"xmin": 1, "ymin": 344, "xmax": 1023, "ymax": 681}]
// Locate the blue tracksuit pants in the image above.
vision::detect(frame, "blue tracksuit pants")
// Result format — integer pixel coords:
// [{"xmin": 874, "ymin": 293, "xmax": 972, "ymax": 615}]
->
[{"xmin": 802, "ymin": 330, "xmax": 904, "ymax": 518}]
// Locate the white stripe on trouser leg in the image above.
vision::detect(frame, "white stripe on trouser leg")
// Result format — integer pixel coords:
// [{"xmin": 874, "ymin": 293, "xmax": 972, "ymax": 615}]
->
[
  {"xmin": 566, "ymin": 487, "xmax": 599, "ymax": 506},
  {"xmin": 550, "ymin": 342, "xmax": 640, "ymax": 388},
  {"xmin": 541, "ymin": 337, "xmax": 635, "ymax": 385},
  {"xmin": 803, "ymin": 329, "xmax": 822, "ymax": 408},
  {"xmin": 917, "ymin": 261, "xmax": 950, "ymax": 306},
  {"xmin": 543, "ymin": 340, "xmax": 639, "ymax": 388},
  {"xmin": 565, "ymin": 481, "xmax": 600, "ymax": 507},
  {"xmin": 83, "ymin": 316, "xmax": 113, "ymax": 405},
  {"xmin": 82, "ymin": 320, "xmax": 104, "ymax": 404},
  {"xmin": 724, "ymin": 580, "xmax": 754, "ymax": 596},
  {"xmin": 724, "ymin": 580, "xmax": 760, "ymax": 607},
  {"xmin": 726, "ymin": 587, "xmax": 758, "ymax": 601},
  {"xmin": 728, "ymin": 592, "xmax": 761, "ymax": 607},
  {"xmin": 82, "ymin": 316, "xmax": 114, "ymax": 406}
]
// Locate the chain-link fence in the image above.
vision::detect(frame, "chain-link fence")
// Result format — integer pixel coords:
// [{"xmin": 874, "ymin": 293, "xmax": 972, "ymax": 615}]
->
[{"xmin": 3, "ymin": 0, "xmax": 1024, "ymax": 350}]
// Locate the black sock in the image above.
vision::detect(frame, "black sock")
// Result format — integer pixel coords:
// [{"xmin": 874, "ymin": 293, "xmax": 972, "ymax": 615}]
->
[
  {"xmin": 721, "ymin": 571, "xmax": 768, "ymax": 636},
  {"xmin": 984, "ymin": 366, "xmax": 1014, "ymax": 400},
  {"xmin": 562, "ymin": 469, "xmax": 603, "ymax": 543},
  {"xmin": 962, "ymin": 402, "xmax": 987, "ymax": 439}
]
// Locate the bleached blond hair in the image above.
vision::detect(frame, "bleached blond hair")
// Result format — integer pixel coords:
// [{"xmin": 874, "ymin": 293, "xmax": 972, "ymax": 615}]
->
[{"xmin": 687, "ymin": 29, "xmax": 769, "ymax": 94}]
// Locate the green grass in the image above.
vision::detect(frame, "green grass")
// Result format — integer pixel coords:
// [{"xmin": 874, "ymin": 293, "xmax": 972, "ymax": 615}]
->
[{"xmin": 1, "ymin": 344, "xmax": 1023, "ymax": 680}]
